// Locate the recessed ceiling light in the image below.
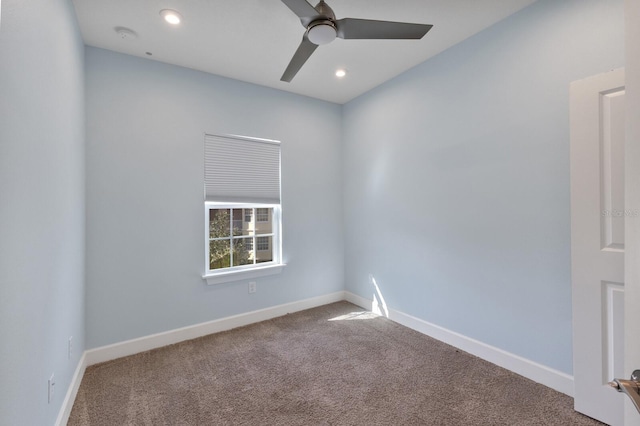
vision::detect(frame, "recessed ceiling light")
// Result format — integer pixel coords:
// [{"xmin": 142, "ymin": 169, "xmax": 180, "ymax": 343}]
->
[
  {"xmin": 160, "ymin": 9, "xmax": 182, "ymax": 25},
  {"xmin": 335, "ymin": 69, "xmax": 347, "ymax": 78}
]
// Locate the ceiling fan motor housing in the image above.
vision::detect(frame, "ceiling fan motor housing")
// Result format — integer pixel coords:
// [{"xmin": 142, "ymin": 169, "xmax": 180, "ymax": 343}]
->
[{"xmin": 314, "ymin": 0, "xmax": 336, "ymax": 20}]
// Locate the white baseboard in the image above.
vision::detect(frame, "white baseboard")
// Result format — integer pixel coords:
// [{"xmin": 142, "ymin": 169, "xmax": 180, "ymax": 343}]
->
[
  {"xmin": 85, "ymin": 291, "xmax": 346, "ymax": 366},
  {"xmin": 55, "ymin": 352, "xmax": 87, "ymax": 426},
  {"xmin": 344, "ymin": 291, "xmax": 574, "ymax": 397}
]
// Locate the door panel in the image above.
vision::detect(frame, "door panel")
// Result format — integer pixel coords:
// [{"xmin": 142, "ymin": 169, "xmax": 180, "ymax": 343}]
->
[
  {"xmin": 605, "ymin": 281, "xmax": 625, "ymax": 384},
  {"xmin": 601, "ymin": 90, "xmax": 626, "ymax": 251}
]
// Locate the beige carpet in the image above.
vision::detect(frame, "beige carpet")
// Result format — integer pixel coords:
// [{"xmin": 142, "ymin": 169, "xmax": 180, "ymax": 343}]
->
[{"xmin": 69, "ymin": 302, "xmax": 602, "ymax": 425}]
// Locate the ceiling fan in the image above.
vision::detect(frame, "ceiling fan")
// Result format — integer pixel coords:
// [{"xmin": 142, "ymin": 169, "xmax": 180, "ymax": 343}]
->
[{"xmin": 280, "ymin": 0, "xmax": 433, "ymax": 82}]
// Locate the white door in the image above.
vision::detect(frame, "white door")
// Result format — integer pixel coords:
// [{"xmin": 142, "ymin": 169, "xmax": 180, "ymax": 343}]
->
[
  {"xmin": 571, "ymin": 68, "xmax": 626, "ymax": 425},
  {"xmin": 623, "ymin": 2, "xmax": 640, "ymax": 424}
]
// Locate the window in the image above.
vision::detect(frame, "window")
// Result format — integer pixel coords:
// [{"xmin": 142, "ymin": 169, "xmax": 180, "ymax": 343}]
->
[
  {"xmin": 207, "ymin": 206, "xmax": 276, "ymax": 270},
  {"xmin": 203, "ymin": 134, "xmax": 283, "ymax": 284},
  {"xmin": 257, "ymin": 236, "xmax": 270, "ymax": 251},
  {"xmin": 256, "ymin": 208, "xmax": 269, "ymax": 222}
]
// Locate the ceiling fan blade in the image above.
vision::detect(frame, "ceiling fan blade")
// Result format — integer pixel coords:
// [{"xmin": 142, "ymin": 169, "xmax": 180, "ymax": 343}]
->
[
  {"xmin": 281, "ymin": 0, "xmax": 320, "ymax": 21},
  {"xmin": 281, "ymin": 35, "xmax": 319, "ymax": 82},
  {"xmin": 336, "ymin": 18, "xmax": 432, "ymax": 40}
]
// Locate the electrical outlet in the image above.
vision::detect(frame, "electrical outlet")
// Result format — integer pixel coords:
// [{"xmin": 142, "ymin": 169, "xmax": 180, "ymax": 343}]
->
[
  {"xmin": 248, "ymin": 281, "xmax": 256, "ymax": 294},
  {"xmin": 68, "ymin": 336, "xmax": 73, "ymax": 360},
  {"xmin": 48, "ymin": 374, "xmax": 55, "ymax": 404}
]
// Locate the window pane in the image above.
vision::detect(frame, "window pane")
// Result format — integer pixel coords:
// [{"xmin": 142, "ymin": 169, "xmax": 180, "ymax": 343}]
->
[
  {"xmin": 233, "ymin": 237, "xmax": 254, "ymax": 266},
  {"xmin": 232, "ymin": 209, "xmax": 244, "ymax": 236},
  {"xmin": 244, "ymin": 237, "xmax": 254, "ymax": 251},
  {"xmin": 209, "ymin": 209, "xmax": 230, "ymax": 238},
  {"xmin": 233, "ymin": 208, "xmax": 255, "ymax": 236},
  {"xmin": 209, "ymin": 239, "xmax": 231, "ymax": 270},
  {"xmin": 256, "ymin": 236, "xmax": 272, "ymax": 264},
  {"xmin": 255, "ymin": 208, "xmax": 272, "ymax": 234}
]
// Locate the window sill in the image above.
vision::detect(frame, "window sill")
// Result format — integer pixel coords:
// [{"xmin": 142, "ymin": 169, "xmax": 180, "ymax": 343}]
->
[{"xmin": 203, "ymin": 264, "xmax": 286, "ymax": 285}]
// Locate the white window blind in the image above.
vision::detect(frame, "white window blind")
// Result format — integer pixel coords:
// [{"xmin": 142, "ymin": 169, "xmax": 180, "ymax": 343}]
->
[{"xmin": 204, "ymin": 134, "xmax": 281, "ymax": 204}]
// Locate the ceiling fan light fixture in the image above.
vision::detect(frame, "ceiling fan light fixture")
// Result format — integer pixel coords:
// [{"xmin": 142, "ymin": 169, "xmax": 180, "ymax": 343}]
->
[
  {"xmin": 307, "ymin": 21, "xmax": 337, "ymax": 45},
  {"xmin": 160, "ymin": 9, "xmax": 182, "ymax": 25}
]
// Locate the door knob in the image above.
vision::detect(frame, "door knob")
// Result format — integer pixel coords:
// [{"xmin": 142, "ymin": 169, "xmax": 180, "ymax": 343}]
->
[{"xmin": 610, "ymin": 370, "xmax": 640, "ymax": 414}]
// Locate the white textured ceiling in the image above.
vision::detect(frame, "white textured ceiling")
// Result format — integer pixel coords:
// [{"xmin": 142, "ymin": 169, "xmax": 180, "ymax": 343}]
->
[{"xmin": 72, "ymin": 0, "xmax": 537, "ymax": 104}]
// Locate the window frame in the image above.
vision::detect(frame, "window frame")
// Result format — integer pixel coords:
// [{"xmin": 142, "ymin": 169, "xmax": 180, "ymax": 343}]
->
[{"xmin": 203, "ymin": 202, "xmax": 284, "ymax": 285}]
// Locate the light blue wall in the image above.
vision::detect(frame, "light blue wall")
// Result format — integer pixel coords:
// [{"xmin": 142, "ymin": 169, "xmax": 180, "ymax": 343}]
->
[
  {"xmin": 342, "ymin": 0, "xmax": 624, "ymax": 374},
  {"xmin": 0, "ymin": 0, "xmax": 86, "ymax": 424},
  {"xmin": 84, "ymin": 47, "xmax": 344, "ymax": 348}
]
